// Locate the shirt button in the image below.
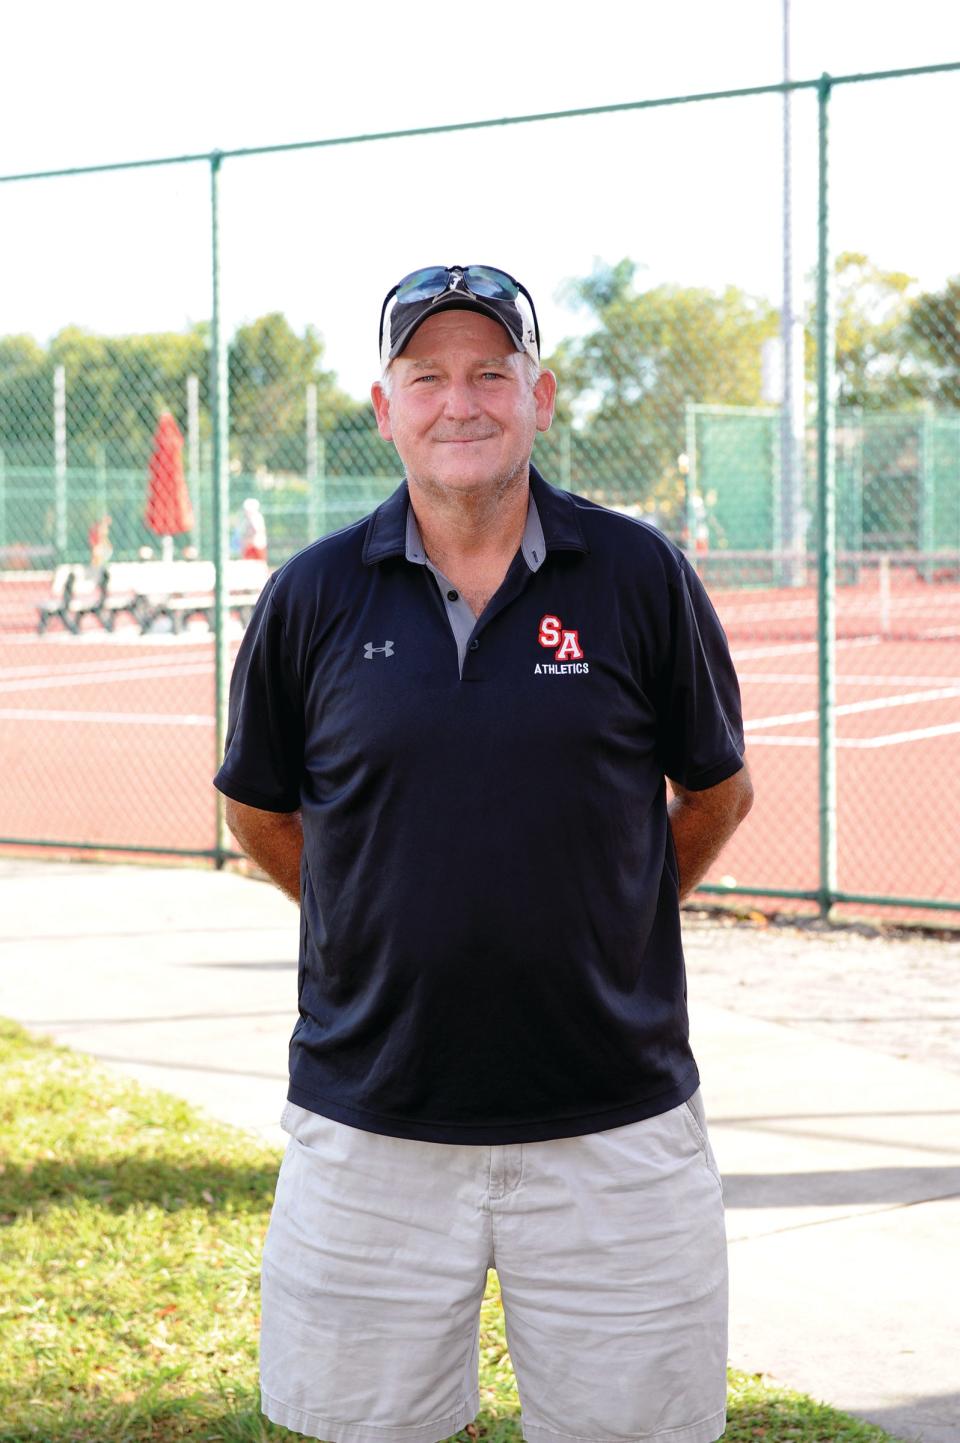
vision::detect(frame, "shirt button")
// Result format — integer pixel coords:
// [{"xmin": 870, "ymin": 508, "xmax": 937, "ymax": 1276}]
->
[
  {"xmin": 469, "ymin": 639, "xmax": 480, "ymax": 651},
  {"xmin": 447, "ymin": 589, "xmax": 459, "ymax": 601}
]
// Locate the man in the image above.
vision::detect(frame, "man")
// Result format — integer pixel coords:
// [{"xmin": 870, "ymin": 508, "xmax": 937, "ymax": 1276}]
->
[{"xmin": 215, "ymin": 263, "xmax": 753, "ymax": 1443}]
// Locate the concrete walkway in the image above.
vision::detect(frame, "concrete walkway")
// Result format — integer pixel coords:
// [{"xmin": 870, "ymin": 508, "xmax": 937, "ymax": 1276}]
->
[{"xmin": 1, "ymin": 858, "xmax": 958, "ymax": 1443}]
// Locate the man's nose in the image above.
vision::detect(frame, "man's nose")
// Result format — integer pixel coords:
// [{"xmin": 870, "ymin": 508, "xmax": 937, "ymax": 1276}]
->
[{"xmin": 442, "ymin": 380, "xmax": 481, "ymax": 418}]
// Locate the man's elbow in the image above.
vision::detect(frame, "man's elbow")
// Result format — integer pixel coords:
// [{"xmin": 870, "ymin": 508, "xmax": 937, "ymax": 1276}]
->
[
  {"xmin": 732, "ymin": 762, "xmax": 755, "ymax": 822},
  {"xmin": 223, "ymin": 795, "xmax": 299, "ymax": 849}
]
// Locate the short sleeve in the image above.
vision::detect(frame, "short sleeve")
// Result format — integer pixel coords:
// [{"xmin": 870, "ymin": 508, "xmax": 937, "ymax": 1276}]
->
[
  {"xmin": 655, "ymin": 557, "xmax": 745, "ymax": 790},
  {"xmin": 213, "ymin": 580, "xmax": 305, "ymax": 812}
]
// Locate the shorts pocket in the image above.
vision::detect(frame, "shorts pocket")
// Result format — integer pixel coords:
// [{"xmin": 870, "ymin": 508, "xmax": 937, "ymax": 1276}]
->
[
  {"xmin": 683, "ymin": 1092, "xmax": 724, "ymax": 1192},
  {"xmin": 280, "ymin": 1100, "xmax": 340, "ymax": 1152}
]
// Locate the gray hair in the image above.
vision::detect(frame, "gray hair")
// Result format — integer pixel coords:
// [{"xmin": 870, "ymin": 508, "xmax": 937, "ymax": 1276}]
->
[{"xmin": 379, "ymin": 351, "xmax": 541, "ymax": 399}]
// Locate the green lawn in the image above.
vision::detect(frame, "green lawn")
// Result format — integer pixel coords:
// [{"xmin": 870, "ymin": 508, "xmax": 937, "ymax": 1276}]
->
[{"xmin": 0, "ymin": 1019, "xmax": 894, "ymax": 1443}]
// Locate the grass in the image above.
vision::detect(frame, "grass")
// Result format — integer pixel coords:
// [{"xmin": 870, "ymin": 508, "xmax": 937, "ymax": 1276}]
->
[{"xmin": 0, "ymin": 1018, "xmax": 895, "ymax": 1443}]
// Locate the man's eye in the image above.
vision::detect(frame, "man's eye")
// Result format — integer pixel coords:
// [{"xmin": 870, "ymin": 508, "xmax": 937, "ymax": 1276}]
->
[
  {"xmin": 481, "ymin": 371, "xmax": 506, "ymax": 381},
  {"xmin": 412, "ymin": 374, "xmax": 437, "ymax": 384}
]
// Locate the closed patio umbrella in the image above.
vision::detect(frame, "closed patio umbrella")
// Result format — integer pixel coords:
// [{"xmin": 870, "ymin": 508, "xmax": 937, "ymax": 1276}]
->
[{"xmin": 145, "ymin": 412, "xmax": 194, "ymax": 561}]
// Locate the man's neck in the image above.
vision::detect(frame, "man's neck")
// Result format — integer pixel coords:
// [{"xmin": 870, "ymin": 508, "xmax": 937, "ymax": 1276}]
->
[{"xmin": 408, "ymin": 467, "xmax": 530, "ymax": 573}]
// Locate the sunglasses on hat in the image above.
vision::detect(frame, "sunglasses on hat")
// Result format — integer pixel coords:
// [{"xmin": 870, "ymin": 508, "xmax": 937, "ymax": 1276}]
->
[{"xmin": 379, "ymin": 265, "xmax": 540, "ymax": 367}]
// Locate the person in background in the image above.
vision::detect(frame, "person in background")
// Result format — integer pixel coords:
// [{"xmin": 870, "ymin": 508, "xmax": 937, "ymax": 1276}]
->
[
  {"xmin": 88, "ymin": 515, "xmax": 112, "ymax": 569},
  {"xmin": 239, "ymin": 497, "xmax": 268, "ymax": 561}
]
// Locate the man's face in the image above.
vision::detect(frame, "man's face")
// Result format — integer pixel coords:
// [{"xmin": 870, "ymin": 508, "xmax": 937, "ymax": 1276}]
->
[{"xmin": 371, "ymin": 310, "xmax": 556, "ymax": 499}]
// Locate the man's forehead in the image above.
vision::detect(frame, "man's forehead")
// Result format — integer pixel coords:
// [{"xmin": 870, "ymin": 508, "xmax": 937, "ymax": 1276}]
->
[{"xmin": 397, "ymin": 351, "xmax": 517, "ymax": 369}]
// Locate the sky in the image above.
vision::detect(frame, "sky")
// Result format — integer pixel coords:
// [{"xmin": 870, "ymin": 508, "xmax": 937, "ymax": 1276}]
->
[{"xmin": 1, "ymin": 0, "xmax": 958, "ymax": 399}]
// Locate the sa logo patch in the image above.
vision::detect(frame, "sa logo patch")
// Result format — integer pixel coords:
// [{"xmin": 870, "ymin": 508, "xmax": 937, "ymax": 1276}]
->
[{"xmin": 537, "ymin": 613, "xmax": 584, "ymax": 661}]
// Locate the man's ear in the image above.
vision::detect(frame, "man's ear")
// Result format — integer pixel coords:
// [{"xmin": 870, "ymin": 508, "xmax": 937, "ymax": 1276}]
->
[
  {"xmin": 534, "ymin": 368, "xmax": 558, "ymax": 433},
  {"xmin": 371, "ymin": 382, "xmax": 393, "ymax": 442}
]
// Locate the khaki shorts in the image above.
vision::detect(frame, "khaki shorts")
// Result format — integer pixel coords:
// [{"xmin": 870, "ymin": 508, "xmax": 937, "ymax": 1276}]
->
[{"xmin": 261, "ymin": 1092, "xmax": 727, "ymax": 1443}]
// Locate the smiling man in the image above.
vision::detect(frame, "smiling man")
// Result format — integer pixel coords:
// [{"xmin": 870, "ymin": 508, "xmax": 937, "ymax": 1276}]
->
[{"xmin": 215, "ymin": 264, "xmax": 753, "ymax": 1443}]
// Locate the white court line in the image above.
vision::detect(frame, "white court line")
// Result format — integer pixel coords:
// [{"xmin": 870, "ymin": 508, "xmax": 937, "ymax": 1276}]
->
[
  {"xmin": 743, "ymin": 686, "xmax": 960, "ymax": 732},
  {"xmin": 0, "ymin": 661, "xmax": 214, "ymax": 696},
  {"xmin": 0, "ymin": 707, "xmax": 213, "ymax": 726},
  {"xmin": 731, "ymin": 626, "xmax": 960, "ymax": 661},
  {"xmin": 0, "ymin": 650, "xmax": 215, "ymax": 681},
  {"xmin": 739, "ymin": 671, "xmax": 960, "ymax": 687},
  {"xmin": 748, "ymin": 721, "xmax": 960, "ymax": 750},
  {"xmin": 732, "ymin": 636, "xmax": 882, "ymax": 660},
  {"xmin": 0, "ymin": 629, "xmax": 219, "ymax": 650}
]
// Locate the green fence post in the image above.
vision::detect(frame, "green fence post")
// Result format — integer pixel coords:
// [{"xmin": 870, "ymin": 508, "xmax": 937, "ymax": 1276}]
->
[
  {"xmin": 559, "ymin": 421, "xmax": 572, "ymax": 493},
  {"xmin": 919, "ymin": 403, "xmax": 935, "ymax": 578},
  {"xmin": 210, "ymin": 152, "xmax": 231, "ymax": 866},
  {"xmin": 816, "ymin": 73, "xmax": 837, "ymax": 917},
  {"xmin": 53, "ymin": 365, "xmax": 67, "ymax": 560},
  {"xmin": 306, "ymin": 381, "xmax": 323, "ymax": 539},
  {"xmin": 94, "ymin": 443, "xmax": 107, "ymax": 524},
  {"xmin": 684, "ymin": 403, "xmax": 698, "ymax": 563},
  {"xmin": 851, "ymin": 405, "xmax": 864, "ymax": 570},
  {"xmin": 187, "ymin": 374, "xmax": 202, "ymax": 556}
]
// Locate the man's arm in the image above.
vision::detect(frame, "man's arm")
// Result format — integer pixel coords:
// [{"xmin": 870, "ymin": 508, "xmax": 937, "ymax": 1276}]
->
[
  {"xmin": 225, "ymin": 797, "xmax": 303, "ymax": 905},
  {"xmin": 667, "ymin": 763, "xmax": 754, "ymax": 902}
]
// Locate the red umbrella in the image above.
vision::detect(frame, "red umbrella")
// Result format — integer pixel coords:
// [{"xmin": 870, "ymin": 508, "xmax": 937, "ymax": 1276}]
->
[{"xmin": 145, "ymin": 412, "xmax": 194, "ymax": 545}]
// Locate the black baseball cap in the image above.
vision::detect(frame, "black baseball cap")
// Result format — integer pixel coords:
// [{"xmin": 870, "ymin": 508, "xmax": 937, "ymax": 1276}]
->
[{"xmin": 379, "ymin": 265, "xmax": 540, "ymax": 371}]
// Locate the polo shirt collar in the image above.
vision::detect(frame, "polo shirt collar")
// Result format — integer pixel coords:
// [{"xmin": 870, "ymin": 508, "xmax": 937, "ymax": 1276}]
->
[
  {"xmin": 404, "ymin": 491, "xmax": 547, "ymax": 573},
  {"xmin": 361, "ymin": 465, "xmax": 588, "ymax": 567}
]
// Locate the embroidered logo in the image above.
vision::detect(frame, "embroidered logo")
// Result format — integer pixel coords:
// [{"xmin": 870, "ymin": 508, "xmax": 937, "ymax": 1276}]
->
[
  {"xmin": 363, "ymin": 641, "xmax": 395, "ymax": 659},
  {"xmin": 535, "ymin": 615, "xmax": 589, "ymax": 676}
]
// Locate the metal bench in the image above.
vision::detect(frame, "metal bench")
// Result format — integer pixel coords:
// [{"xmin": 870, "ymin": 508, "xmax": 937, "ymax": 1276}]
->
[
  {"xmin": 36, "ymin": 560, "xmax": 270, "ymax": 635},
  {"xmin": 133, "ymin": 559, "xmax": 269, "ymax": 633},
  {"xmin": 37, "ymin": 566, "xmax": 107, "ymax": 634}
]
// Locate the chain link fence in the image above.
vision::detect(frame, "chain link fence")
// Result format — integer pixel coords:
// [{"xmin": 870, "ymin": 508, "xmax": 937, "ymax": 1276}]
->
[{"xmin": 1, "ymin": 65, "xmax": 958, "ymax": 922}]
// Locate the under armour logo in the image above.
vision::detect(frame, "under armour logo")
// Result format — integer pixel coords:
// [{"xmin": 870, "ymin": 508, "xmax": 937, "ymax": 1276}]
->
[{"xmin": 363, "ymin": 641, "xmax": 394, "ymax": 659}]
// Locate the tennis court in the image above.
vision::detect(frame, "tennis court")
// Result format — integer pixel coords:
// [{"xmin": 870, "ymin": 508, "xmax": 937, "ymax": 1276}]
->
[{"xmin": 2, "ymin": 556, "xmax": 958, "ymax": 921}]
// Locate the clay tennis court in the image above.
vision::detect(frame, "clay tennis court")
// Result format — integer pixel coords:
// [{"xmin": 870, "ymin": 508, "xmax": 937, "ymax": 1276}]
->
[{"xmin": 1, "ymin": 564, "xmax": 958, "ymax": 921}]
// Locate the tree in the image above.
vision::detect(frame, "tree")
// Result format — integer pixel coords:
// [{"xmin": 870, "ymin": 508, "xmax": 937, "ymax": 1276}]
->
[
  {"xmin": 542, "ymin": 259, "xmax": 779, "ymax": 522},
  {"xmin": 48, "ymin": 325, "xmax": 208, "ymax": 466},
  {"xmin": 827, "ymin": 252, "xmax": 922, "ymax": 410},
  {"xmin": 905, "ymin": 276, "xmax": 960, "ymax": 410},
  {"xmin": 0, "ymin": 317, "xmax": 362, "ymax": 475},
  {"xmin": 0, "ymin": 336, "xmax": 53, "ymax": 466},
  {"xmin": 228, "ymin": 313, "xmax": 355, "ymax": 473}
]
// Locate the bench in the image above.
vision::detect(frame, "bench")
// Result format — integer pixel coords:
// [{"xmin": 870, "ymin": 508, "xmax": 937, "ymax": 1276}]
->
[
  {"xmin": 132, "ymin": 559, "xmax": 269, "ymax": 633},
  {"xmin": 36, "ymin": 559, "xmax": 270, "ymax": 635},
  {"xmin": 37, "ymin": 566, "xmax": 108, "ymax": 634}
]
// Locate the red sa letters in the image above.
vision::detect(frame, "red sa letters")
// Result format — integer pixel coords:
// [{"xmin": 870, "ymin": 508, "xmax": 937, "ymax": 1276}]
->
[{"xmin": 537, "ymin": 614, "xmax": 584, "ymax": 661}]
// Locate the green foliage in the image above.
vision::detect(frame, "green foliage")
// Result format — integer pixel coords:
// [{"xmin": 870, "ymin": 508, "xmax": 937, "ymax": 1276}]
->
[
  {"xmin": 906, "ymin": 275, "xmax": 960, "ymax": 410},
  {"xmin": 0, "ymin": 316, "xmax": 359, "ymax": 475},
  {"xmin": 828, "ymin": 252, "xmax": 922, "ymax": 411},
  {"xmin": 229, "ymin": 313, "xmax": 356, "ymax": 473},
  {"xmin": 544, "ymin": 259, "xmax": 779, "ymax": 522}
]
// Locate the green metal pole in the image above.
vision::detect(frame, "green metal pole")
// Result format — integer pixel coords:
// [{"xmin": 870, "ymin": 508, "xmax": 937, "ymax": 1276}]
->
[
  {"xmin": 559, "ymin": 421, "xmax": 572, "ymax": 494},
  {"xmin": 920, "ymin": 404, "xmax": 935, "ymax": 578},
  {"xmin": 851, "ymin": 404, "xmax": 864, "ymax": 580},
  {"xmin": 187, "ymin": 373, "xmax": 202, "ymax": 556},
  {"xmin": 53, "ymin": 365, "xmax": 67, "ymax": 560},
  {"xmin": 210, "ymin": 152, "xmax": 230, "ymax": 867},
  {"xmin": 683, "ymin": 402, "xmax": 698, "ymax": 561},
  {"xmin": 816, "ymin": 74, "xmax": 837, "ymax": 918},
  {"xmin": 306, "ymin": 381, "xmax": 320, "ymax": 540},
  {"xmin": 95, "ymin": 443, "xmax": 107, "ymax": 524}
]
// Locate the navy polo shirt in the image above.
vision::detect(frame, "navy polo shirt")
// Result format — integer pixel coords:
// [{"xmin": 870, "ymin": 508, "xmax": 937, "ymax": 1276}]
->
[{"xmin": 214, "ymin": 466, "xmax": 745, "ymax": 1144}]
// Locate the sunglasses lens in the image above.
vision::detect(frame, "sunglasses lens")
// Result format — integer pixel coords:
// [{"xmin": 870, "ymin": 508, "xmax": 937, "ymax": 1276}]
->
[
  {"xmin": 395, "ymin": 267, "xmax": 450, "ymax": 304},
  {"xmin": 462, "ymin": 266, "xmax": 519, "ymax": 300}
]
